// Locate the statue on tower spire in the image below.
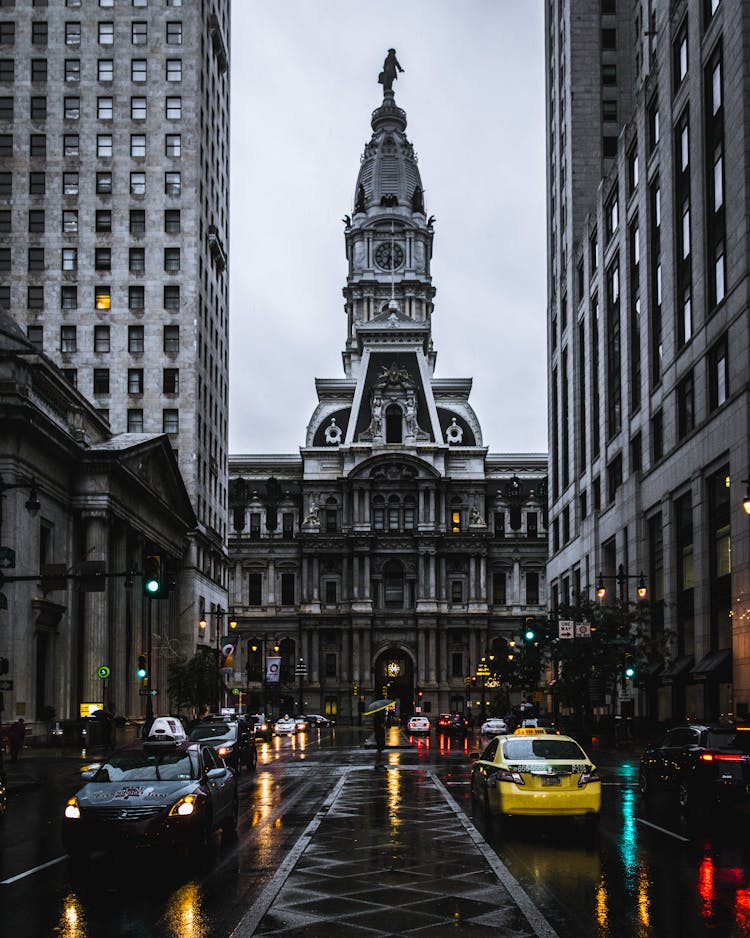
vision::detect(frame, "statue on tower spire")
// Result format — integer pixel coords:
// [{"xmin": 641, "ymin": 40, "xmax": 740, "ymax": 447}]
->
[{"xmin": 378, "ymin": 48, "xmax": 404, "ymax": 93}]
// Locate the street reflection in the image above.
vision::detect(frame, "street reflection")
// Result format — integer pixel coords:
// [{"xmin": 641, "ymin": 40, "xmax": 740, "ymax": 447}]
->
[
  {"xmin": 58, "ymin": 894, "xmax": 86, "ymax": 938},
  {"xmin": 162, "ymin": 882, "xmax": 205, "ymax": 938}
]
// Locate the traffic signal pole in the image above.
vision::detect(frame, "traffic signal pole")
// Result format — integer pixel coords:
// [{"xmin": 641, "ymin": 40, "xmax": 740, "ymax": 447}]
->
[{"xmin": 145, "ymin": 596, "xmax": 154, "ymax": 733}]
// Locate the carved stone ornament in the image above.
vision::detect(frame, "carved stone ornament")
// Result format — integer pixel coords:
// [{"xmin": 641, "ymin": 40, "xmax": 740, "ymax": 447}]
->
[
  {"xmin": 445, "ymin": 417, "xmax": 463, "ymax": 444},
  {"xmin": 302, "ymin": 502, "xmax": 320, "ymax": 527},
  {"xmin": 469, "ymin": 505, "xmax": 487, "ymax": 527},
  {"xmin": 324, "ymin": 418, "xmax": 343, "ymax": 445}
]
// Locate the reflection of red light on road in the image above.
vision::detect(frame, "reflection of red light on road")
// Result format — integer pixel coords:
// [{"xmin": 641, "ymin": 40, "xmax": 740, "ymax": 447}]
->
[
  {"xmin": 735, "ymin": 889, "xmax": 750, "ymax": 929},
  {"xmin": 698, "ymin": 856, "xmax": 715, "ymax": 919}
]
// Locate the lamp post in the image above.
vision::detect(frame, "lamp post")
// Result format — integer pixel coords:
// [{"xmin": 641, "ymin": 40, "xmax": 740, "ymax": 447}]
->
[
  {"xmin": 198, "ymin": 606, "xmax": 238, "ymax": 713},
  {"xmin": 476, "ymin": 657, "xmax": 490, "ymax": 721},
  {"xmin": 295, "ymin": 657, "xmax": 308, "ymax": 715},
  {"xmin": 595, "ymin": 564, "xmax": 647, "ymax": 709}
]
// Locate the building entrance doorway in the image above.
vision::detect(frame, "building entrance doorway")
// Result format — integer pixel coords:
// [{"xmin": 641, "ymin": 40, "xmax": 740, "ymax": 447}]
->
[{"xmin": 373, "ymin": 649, "xmax": 414, "ymax": 722}]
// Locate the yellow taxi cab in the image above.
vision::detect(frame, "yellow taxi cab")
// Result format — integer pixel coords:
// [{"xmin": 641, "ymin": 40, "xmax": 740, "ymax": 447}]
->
[{"xmin": 470, "ymin": 727, "xmax": 601, "ymax": 827}]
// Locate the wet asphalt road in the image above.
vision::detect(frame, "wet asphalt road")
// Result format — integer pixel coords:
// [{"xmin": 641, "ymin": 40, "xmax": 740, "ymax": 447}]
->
[{"xmin": 2, "ymin": 728, "xmax": 750, "ymax": 937}]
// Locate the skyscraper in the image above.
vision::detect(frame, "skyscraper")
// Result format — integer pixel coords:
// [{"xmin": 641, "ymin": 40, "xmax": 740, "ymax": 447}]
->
[
  {"xmin": 546, "ymin": 0, "xmax": 750, "ymax": 721},
  {"xmin": 0, "ymin": 0, "xmax": 230, "ymax": 647}
]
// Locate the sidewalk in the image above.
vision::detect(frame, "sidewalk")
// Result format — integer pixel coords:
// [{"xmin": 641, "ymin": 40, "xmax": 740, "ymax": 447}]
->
[
  {"xmin": 231, "ymin": 766, "xmax": 557, "ymax": 938},
  {"xmin": 3, "ymin": 746, "xmax": 102, "ymax": 794}
]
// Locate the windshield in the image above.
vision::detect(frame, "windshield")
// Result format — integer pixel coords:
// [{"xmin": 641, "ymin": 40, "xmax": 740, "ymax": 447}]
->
[
  {"xmin": 94, "ymin": 749, "xmax": 197, "ymax": 782},
  {"xmin": 503, "ymin": 738, "xmax": 586, "ymax": 761},
  {"xmin": 189, "ymin": 723, "xmax": 236, "ymax": 742}
]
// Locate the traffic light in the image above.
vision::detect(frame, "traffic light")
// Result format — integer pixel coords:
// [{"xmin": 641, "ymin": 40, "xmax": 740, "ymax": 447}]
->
[
  {"xmin": 523, "ymin": 616, "xmax": 536, "ymax": 642},
  {"xmin": 624, "ymin": 662, "xmax": 636, "ymax": 680},
  {"xmin": 136, "ymin": 654, "xmax": 148, "ymax": 680},
  {"xmin": 143, "ymin": 554, "xmax": 161, "ymax": 596}
]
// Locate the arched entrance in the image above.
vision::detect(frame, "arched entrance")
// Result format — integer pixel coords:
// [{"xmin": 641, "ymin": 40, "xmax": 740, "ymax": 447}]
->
[{"xmin": 373, "ymin": 648, "xmax": 414, "ymax": 722}]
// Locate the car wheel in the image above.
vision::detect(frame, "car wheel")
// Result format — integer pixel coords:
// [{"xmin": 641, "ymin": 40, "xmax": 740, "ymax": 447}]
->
[
  {"xmin": 188, "ymin": 811, "xmax": 212, "ymax": 860},
  {"xmin": 678, "ymin": 780, "xmax": 701, "ymax": 817}
]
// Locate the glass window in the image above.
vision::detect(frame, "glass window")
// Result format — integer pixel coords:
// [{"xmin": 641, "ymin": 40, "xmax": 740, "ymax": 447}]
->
[
  {"xmin": 163, "ymin": 368, "xmax": 179, "ymax": 393},
  {"xmin": 164, "ymin": 171, "xmax": 181, "ymax": 195},
  {"xmin": 129, "ymin": 209, "xmax": 145, "ymax": 233},
  {"xmin": 97, "ymin": 134, "xmax": 112, "ymax": 157},
  {"xmin": 164, "ymin": 285, "xmax": 180, "ymax": 309},
  {"xmin": 164, "ymin": 209, "xmax": 180, "ymax": 232},
  {"xmin": 130, "ymin": 171, "xmax": 146, "ymax": 195},
  {"xmin": 0, "ymin": 169, "xmax": 10, "ymax": 194},
  {"xmin": 32, "ymin": 59, "xmax": 48, "ymax": 82},
  {"xmin": 166, "ymin": 59, "xmax": 182, "ymax": 82},
  {"xmin": 98, "ymin": 58, "xmax": 113, "ymax": 81},
  {"xmin": 130, "ymin": 96, "xmax": 146, "ymax": 120},
  {"xmin": 60, "ymin": 325, "xmax": 77, "ymax": 352},
  {"xmin": 26, "ymin": 326, "xmax": 43, "ymax": 351},
  {"xmin": 164, "ymin": 247, "xmax": 180, "ymax": 272},
  {"xmin": 128, "ymin": 325, "xmax": 144, "ymax": 353},
  {"xmin": 166, "ymin": 21, "xmax": 182, "ymax": 44},
  {"xmin": 98, "ymin": 21, "xmax": 113, "ymax": 45},
  {"xmin": 60, "ymin": 285, "xmax": 77, "ymax": 309},
  {"xmin": 165, "ymin": 133, "xmax": 181, "ymax": 157},
  {"xmin": 30, "ymin": 96, "xmax": 46, "ymax": 119},
  {"xmin": 165, "ymin": 96, "xmax": 181, "ymax": 119},
  {"xmin": 97, "ymin": 96, "xmax": 113, "ymax": 120},
  {"xmin": 163, "ymin": 409, "xmax": 179, "ymax": 433},
  {"xmin": 65, "ymin": 21, "xmax": 81, "ymax": 45},
  {"xmin": 31, "ymin": 21, "xmax": 47, "ymax": 45},
  {"xmin": 127, "ymin": 409, "xmax": 143, "ymax": 432},
  {"xmin": 63, "ymin": 96, "xmax": 79, "ymax": 119},
  {"xmin": 131, "ymin": 21, "xmax": 147, "ymax": 44},
  {"xmin": 95, "ymin": 285, "xmax": 111, "ymax": 310},
  {"xmin": 94, "ymin": 247, "xmax": 110, "ymax": 269},
  {"xmin": 128, "ymin": 368, "xmax": 143, "ymax": 394},
  {"xmin": 131, "ymin": 59, "xmax": 147, "ymax": 82},
  {"xmin": 29, "ymin": 133, "xmax": 45, "ymax": 156},
  {"xmin": 95, "ymin": 171, "xmax": 111, "ymax": 193},
  {"xmin": 129, "ymin": 247, "xmax": 145, "ymax": 272},
  {"xmin": 163, "ymin": 324, "xmax": 179, "ymax": 352},
  {"xmin": 708, "ymin": 335, "xmax": 728, "ymax": 411},
  {"xmin": 61, "ymin": 247, "xmax": 77, "ymax": 270},
  {"xmin": 129, "ymin": 285, "xmax": 144, "ymax": 310},
  {"xmin": 27, "ymin": 285, "xmax": 44, "ymax": 309},
  {"xmin": 93, "ymin": 324, "xmax": 110, "ymax": 352},
  {"xmin": 130, "ymin": 134, "xmax": 146, "ymax": 157},
  {"xmin": 63, "ymin": 133, "xmax": 79, "ymax": 156},
  {"xmin": 29, "ymin": 171, "xmax": 45, "ymax": 195},
  {"xmin": 93, "ymin": 368, "xmax": 110, "ymax": 394},
  {"xmin": 28, "ymin": 209, "xmax": 45, "ymax": 232},
  {"xmin": 62, "ymin": 209, "xmax": 78, "ymax": 232}
]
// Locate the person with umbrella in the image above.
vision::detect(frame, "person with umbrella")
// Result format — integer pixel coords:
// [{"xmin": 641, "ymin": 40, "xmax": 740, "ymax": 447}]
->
[{"xmin": 364, "ymin": 698, "xmax": 393, "ymax": 771}]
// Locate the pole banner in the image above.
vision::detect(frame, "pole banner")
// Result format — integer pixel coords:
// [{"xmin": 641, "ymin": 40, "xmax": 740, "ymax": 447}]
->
[{"xmin": 266, "ymin": 656, "xmax": 281, "ymax": 683}]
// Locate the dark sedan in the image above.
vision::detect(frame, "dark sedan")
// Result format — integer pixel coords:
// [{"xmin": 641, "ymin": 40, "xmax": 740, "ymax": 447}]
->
[
  {"xmin": 62, "ymin": 736, "xmax": 237, "ymax": 860},
  {"xmin": 639, "ymin": 722, "xmax": 750, "ymax": 813},
  {"xmin": 188, "ymin": 718, "xmax": 257, "ymax": 773},
  {"xmin": 438, "ymin": 713, "xmax": 469, "ymax": 735}
]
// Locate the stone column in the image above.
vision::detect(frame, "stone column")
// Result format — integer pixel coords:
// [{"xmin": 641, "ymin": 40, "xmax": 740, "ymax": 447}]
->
[
  {"xmin": 312, "ymin": 558, "xmax": 320, "ymax": 601},
  {"xmin": 363, "ymin": 556, "xmax": 371, "ymax": 598},
  {"xmin": 438, "ymin": 628, "xmax": 447, "ymax": 684},
  {"xmin": 341, "ymin": 628, "xmax": 350, "ymax": 682},
  {"xmin": 82, "ymin": 510, "xmax": 109, "ymax": 703},
  {"xmin": 267, "ymin": 560, "xmax": 276, "ymax": 604},
  {"xmin": 428, "ymin": 628, "xmax": 437, "ymax": 683},
  {"xmin": 417, "ymin": 629, "xmax": 426, "ymax": 686},
  {"xmin": 109, "ymin": 524, "xmax": 128, "ymax": 714},
  {"xmin": 352, "ymin": 629, "xmax": 360, "ymax": 683},
  {"xmin": 469, "ymin": 555, "xmax": 476, "ymax": 599},
  {"xmin": 310, "ymin": 630, "xmax": 319, "ymax": 683}
]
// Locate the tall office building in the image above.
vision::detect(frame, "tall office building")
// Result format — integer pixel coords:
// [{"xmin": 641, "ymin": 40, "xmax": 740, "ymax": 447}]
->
[
  {"xmin": 546, "ymin": 0, "xmax": 750, "ymax": 722},
  {"xmin": 0, "ymin": 0, "xmax": 230, "ymax": 649},
  {"xmin": 226, "ymin": 77, "xmax": 548, "ymax": 724}
]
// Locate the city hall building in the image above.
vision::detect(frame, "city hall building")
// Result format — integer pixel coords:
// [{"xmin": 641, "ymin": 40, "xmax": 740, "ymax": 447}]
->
[{"xmin": 227, "ymin": 81, "xmax": 547, "ymax": 724}]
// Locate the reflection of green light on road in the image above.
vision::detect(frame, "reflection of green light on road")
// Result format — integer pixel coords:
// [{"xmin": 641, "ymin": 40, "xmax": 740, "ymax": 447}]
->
[{"xmin": 620, "ymin": 787, "xmax": 638, "ymax": 878}]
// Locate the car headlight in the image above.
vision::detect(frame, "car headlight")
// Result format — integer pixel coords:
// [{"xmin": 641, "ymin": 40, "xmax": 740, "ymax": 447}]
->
[
  {"xmin": 217, "ymin": 745, "xmax": 232, "ymax": 758},
  {"xmin": 64, "ymin": 797, "xmax": 81, "ymax": 820},
  {"xmin": 168, "ymin": 794, "xmax": 197, "ymax": 817}
]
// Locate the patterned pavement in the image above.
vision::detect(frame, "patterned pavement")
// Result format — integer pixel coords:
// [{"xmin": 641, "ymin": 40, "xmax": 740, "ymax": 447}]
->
[{"xmin": 233, "ymin": 763, "xmax": 556, "ymax": 938}]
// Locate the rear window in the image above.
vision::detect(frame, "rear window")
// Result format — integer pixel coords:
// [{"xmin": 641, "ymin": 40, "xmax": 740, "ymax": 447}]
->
[
  {"xmin": 503, "ymin": 738, "xmax": 586, "ymax": 761},
  {"xmin": 707, "ymin": 729, "xmax": 750, "ymax": 753},
  {"xmin": 189, "ymin": 722, "xmax": 235, "ymax": 742}
]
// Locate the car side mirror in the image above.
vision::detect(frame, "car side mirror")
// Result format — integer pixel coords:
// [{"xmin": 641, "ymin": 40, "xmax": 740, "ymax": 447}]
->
[
  {"xmin": 207, "ymin": 767, "xmax": 226, "ymax": 779},
  {"xmin": 81, "ymin": 769, "xmax": 98, "ymax": 781}
]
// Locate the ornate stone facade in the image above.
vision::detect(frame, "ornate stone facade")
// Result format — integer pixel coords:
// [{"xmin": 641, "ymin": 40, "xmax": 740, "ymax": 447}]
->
[{"xmin": 227, "ymin": 79, "xmax": 548, "ymax": 723}]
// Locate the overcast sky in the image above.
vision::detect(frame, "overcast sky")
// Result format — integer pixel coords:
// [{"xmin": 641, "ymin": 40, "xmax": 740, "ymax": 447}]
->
[{"xmin": 228, "ymin": 0, "xmax": 547, "ymax": 457}]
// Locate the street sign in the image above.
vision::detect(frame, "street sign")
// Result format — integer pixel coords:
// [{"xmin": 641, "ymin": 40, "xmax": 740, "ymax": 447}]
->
[
  {"xmin": 0, "ymin": 546, "xmax": 16, "ymax": 569},
  {"xmin": 575, "ymin": 622, "xmax": 592, "ymax": 638},
  {"xmin": 97, "ymin": 665, "xmax": 111, "ymax": 680},
  {"xmin": 139, "ymin": 689, "xmax": 159, "ymax": 696},
  {"xmin": 0, "ymin": 679, "xmax": 12, "ymax": 690},
  {"xmin": 558, "ymin": 620, "xmax": 574, "ymax": 639}
]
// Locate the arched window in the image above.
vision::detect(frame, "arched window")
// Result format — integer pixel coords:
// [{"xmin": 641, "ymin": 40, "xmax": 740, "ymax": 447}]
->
[
  {"xmin": 383, "ymin": 560, "xmax": 404, "ymax": 607},
  {"xmin": 386, "ymin": 404, "xmax": 402, "ymax": 443}
]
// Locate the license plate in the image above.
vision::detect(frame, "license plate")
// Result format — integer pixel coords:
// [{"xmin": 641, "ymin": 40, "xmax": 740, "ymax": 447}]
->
[{"xmin": 541, "ymin": 776, "xmax": 561, "ymax": 787}]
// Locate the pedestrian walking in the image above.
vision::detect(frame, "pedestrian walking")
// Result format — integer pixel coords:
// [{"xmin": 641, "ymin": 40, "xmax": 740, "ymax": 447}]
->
[
  {"xmin": 8, "ymin": 717, "xmax": 24, "ymax": 763},
  {"xmin": 373, "ymin": 709, "xmax": 386, "ymax": 770}
]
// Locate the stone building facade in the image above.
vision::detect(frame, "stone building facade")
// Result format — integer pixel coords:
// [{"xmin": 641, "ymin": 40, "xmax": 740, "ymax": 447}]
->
[
  {"xmin": 227, "ymin": 85, "xmax": 548, "ymax": 723},
  {"xmin": 0, "ymin": 311, "xmax": 194, "ymax": 732},
  {"xmin": 545, "ymin": 0, "xmax": 750, "ymax": 722}
]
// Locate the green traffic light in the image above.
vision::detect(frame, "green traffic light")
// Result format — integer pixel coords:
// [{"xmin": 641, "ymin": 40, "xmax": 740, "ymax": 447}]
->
[
  {"xmin": 524, "ymin": 629, "xmax": 535, "ymax": 641},
  {"xmin": 144, "ymin": 578, "xmax": 160, "ymax": 594},
  {"xmin": 625, "ymin": 666, "xmax": 635, "ymax": 679}
]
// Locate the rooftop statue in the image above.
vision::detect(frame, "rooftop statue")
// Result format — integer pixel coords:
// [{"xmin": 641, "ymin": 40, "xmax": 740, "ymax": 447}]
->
[{"xmin": 378, "ymin": 48, "xmax": 404, "ymax": 94}]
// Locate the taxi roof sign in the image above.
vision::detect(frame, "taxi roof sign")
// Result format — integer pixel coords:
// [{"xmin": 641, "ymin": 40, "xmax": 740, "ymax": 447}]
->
[{"xmin": 514, "ymin": 727, "xmax": 548, "ymax": 736}]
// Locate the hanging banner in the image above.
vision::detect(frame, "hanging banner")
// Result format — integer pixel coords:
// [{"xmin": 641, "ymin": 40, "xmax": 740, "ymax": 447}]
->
[
  {"xmin": 266, "ymin": 656, "xmax": 281, "ymax": 683},
  {"xmin": 220, "ymin": 643, "xmax": 236, "ymax": 669}
]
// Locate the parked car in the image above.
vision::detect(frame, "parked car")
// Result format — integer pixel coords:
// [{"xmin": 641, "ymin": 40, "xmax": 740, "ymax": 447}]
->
[
  {"xmin": 188, "ymin": 717, "xmax": 256, "ymax": 773},
  {"xmin": 520, "ymin": 718, "xmax": 560, "ymax": 734},
  {"xmin": 639, "ymin": 722, "xmax": 750, "ymax": 814},
  {"xmin": 481, "ymin": 717, "xmax": 508, "ymax": 736},
  {"xmin": 406, "ymin": 716, "xmax": 431, "ymax": 734},
  {"xmin": 470, "ymin": 729, "xmax": 601, "ymax": 827},
  {"xmin": 62, "ymin": 734, "xmax": 237, "ymax": 860},
  {"xmin": 438, "ymin": 713, "xmax": 469, "ymax": 735},
  {"xmin": 273, "ymin": 715, "xmax": 297, "ymax": 735},
  {"xmin": 294, "ymin": 716, "xmax": 308, "ymax": 733},
  {"xmin": 248, "ymin": 713, "xmax": 272, "ymax": 742}
]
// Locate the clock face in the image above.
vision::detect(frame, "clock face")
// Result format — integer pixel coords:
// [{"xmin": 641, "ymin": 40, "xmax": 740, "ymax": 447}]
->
[
  {"xmin": 375, "ymin": 242, "xmax": 405, "ymax": 270},
  {"xmin": 387, "ymin": 661, "xmax": 401, "ymax": 678}
]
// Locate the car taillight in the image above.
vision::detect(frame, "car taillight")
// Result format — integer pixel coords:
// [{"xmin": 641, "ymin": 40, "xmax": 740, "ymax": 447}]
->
[
  {"xmin": 700, "ymin": 752, "xmax": 748, "ymax": 762},
  {"xmin": 578, "ymin": 766, "xmax": 601, "ymax": 786},
  {"xmin": 491, "ymin": 769, "xmax": 524, "ymax": 786}
]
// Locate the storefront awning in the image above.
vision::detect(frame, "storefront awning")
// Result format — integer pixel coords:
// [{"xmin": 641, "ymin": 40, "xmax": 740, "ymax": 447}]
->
[
  {"xmin": 660, "ymin": 656, "xmax": 694, "ymax": 683},
  {"xmin": 634, "ymin": 661, "xmax": 662, "ymax": 686},
  {"xmin": 689, "ymin": 649, "xmax": 732, "ymax": 681}
]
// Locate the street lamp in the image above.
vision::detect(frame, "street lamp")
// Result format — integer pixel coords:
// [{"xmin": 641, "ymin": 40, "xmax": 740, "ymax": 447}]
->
[
  {"xmin": 197, "ymin": 607, "xmax": 239, "ymax": 712},
  {"xmin": 596, "ymin": 565, "xmax": 647, "ymax": 603},
  {"xmin": 742, "ymin": 479, "xmax": 750, "ymax": 516}
]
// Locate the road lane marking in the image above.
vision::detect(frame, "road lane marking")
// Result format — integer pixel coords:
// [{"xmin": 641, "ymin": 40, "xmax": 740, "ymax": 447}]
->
[
  {"xmin": 430, "ymin": 772, "xmax": 561, "ymax": 938},
  {"xmin": 636, "ymin": 817, "xmax": 690, "ymax": 842},
  {"xmin": 229, "ymin": 771, "xmax": 349, "ymax": 938},
  {"xmin": 1, "ymin": 856, "xmax": 66, "ymax": 885}
]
